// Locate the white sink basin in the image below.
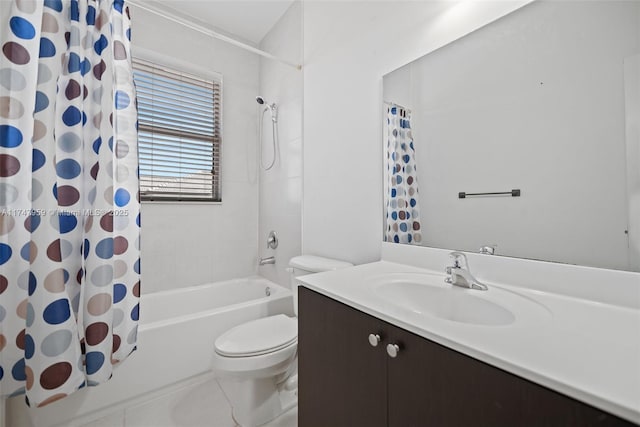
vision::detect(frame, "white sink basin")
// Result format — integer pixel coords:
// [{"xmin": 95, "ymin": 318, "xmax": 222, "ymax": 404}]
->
[{"xmin": 372, "ymin": 273, "xmax": 551, "ymax": 326}]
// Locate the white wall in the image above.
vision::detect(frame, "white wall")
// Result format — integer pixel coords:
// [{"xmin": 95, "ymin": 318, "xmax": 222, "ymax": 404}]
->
[
  {"xmin": 626, "ymin": 54, "xmax": 640, "ymax": 271},
  {"xmin": 132, "ymin": 5, "xmax": 261, "ymax": 293},
  {"xmin": 258, "ymin": 2, "xmax": 303, "ymax": 287},
  {"xmin": 384, "ymin": 1, "xmax": 638, "ymax": 271},
  {"xmin": 302, "ymin": 0, "xmax": 532, "ymax": 265}
]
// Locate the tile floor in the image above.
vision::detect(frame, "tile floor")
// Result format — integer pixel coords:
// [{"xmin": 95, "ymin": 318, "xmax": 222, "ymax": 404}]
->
[{"xmin": 81, "ymin": 377, "xmax": 297, "ymax": 427}]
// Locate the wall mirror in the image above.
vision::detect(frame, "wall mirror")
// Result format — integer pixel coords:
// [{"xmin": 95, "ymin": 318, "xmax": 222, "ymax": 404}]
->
[{"xmin": 382, "ymin": 0, "xmax": 640, "ymax": 272}]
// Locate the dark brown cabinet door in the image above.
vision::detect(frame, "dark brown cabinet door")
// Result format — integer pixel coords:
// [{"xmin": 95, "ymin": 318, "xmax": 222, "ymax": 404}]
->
[
  {"xmin": 298, "ymin": 287, "xmax": 387, "ymax": 427},
  {"xmin": 386, "ymin": 323, "xmax": 635, "ymax": 427}
]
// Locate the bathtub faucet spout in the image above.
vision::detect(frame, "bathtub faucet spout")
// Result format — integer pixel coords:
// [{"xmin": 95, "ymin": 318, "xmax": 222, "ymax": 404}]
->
[{"xmin": 259, "ymin": 256, "xmax": 276, "ymax": 266}]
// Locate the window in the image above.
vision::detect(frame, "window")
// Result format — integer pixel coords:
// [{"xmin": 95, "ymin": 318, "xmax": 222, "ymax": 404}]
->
[{"xmin": 133, "ymin": 58, "xmax": 221, "ymax": 202}]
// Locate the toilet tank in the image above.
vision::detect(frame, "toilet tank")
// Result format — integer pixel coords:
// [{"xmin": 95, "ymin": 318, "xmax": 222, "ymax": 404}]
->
[{"xmin": 288, "ymin": 255, "xmax": 353, "ymax": 315}]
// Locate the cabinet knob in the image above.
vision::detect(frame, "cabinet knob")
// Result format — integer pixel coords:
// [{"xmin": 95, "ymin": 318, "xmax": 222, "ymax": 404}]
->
[
  {"xmin": 386, "ymin": 343, "xmax": 400, "ymax": 358},
  {"xmin": 368, "ymin": 333, "xmax": 381, "ymax": 347}
]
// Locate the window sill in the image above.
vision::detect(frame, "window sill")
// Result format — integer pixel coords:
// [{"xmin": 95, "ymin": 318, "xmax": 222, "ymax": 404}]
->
[{"xmin": 141, "ymin": 200, "xmax": 222, "ymax": 206}]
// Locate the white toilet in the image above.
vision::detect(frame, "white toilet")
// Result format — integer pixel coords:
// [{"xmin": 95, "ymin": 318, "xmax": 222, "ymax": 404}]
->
[{"xmin": 212, "ymin": 255, "xmax": 353, "ymax": 427}]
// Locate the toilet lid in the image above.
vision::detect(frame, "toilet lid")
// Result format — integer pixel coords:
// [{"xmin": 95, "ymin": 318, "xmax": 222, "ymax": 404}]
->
[{"xmin": 214, "ymin": 314, "xmax": 298, "ymax": 357}]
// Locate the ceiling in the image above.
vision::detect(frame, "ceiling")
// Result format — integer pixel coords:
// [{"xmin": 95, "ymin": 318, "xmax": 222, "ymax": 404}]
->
[{"xmin": 148, "ymin": 0, "xmax": 296, "ymax": 45}]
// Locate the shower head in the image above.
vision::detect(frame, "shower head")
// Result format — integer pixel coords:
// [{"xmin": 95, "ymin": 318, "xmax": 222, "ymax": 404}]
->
[
  {"xmin": 256, "ymin": 96, "xmax": 276, "ymax": 109},
  {"xmin": 256, "ymin": 96, "xmax": 277, "ymax": 122}
]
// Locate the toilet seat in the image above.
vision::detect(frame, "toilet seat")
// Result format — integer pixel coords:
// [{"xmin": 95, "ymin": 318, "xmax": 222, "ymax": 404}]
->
[
  {"xmin": 215, "ymin": 314, "xmax": 297, "ymax": 357},
  {"xmin": 213, "ymin": 315, "xmax": 298, "ymax": 378}
]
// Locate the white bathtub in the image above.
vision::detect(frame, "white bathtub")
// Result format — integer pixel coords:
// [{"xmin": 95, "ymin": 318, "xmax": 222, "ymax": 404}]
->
[{"xmin": 7, "ymin": 276, "xmax": 293, "ymax": 427}]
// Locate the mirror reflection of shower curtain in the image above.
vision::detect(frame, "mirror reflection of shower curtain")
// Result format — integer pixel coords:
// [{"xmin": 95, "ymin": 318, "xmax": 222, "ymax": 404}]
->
[{"xmin": 385, "ymin": 104, "xmax": 422, "ymax": 244}]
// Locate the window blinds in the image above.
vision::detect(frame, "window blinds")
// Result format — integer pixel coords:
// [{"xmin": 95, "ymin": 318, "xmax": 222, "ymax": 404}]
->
[{"xmin": 133, "ymin": 58, "xmax": 221, "ymax": 202}]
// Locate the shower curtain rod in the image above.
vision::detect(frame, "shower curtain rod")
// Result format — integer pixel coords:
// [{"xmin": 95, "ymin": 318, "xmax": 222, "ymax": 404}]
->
[{"xmin": 127, "ymin": 0, "xmax": 302, "ymax": 70}]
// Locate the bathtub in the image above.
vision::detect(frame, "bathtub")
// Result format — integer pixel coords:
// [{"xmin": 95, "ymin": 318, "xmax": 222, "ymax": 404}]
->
[{"xmin": 7, "ymin": 276, "xmax": 293, "ymax": 427}]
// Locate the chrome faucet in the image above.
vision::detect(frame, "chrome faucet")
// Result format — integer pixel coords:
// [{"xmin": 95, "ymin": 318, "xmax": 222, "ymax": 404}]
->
[
  {"xmin": 445, "ymin": 251, "xmax": 488, "ymax": 291},
  {"xmin": 259, "ymin": 256, "xmax": 276, "ymax": 266},
  {"xmin": 479, "ymin": 245, "xmax": 496, "ymax": 255}
]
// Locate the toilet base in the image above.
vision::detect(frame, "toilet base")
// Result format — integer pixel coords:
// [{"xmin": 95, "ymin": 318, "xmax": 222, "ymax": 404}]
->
[{"xmin": 218, "ymin": 373, "xmax": 297, "ymax": 427}]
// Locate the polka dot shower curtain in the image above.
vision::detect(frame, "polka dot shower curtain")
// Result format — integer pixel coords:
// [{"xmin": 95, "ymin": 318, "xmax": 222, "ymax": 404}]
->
[
  {"xmin": 385, "ymin": 104, "xmax": 422, "ymax": 244},
  {"xmin": 0, "ymin": 0, "xmax": 140, "ymax": 407}
]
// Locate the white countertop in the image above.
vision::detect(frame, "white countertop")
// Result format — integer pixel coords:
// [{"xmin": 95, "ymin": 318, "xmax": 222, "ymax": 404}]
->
[{"xmin": 297, "ymin": 260, "xmax": 640, "ymax": 424}]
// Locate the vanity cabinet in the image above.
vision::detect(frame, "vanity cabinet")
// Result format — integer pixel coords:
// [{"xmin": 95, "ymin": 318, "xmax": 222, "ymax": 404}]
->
[
  {"xmin": 298, "ymin": 286, "xmax": 636, "ymax": 427},
  {"xmin": 297, "ymin": 285, "xmax": 388, "ymax": 427}
]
